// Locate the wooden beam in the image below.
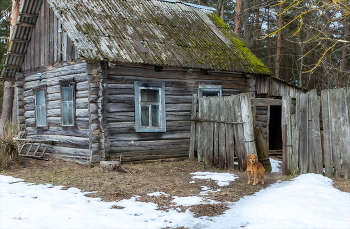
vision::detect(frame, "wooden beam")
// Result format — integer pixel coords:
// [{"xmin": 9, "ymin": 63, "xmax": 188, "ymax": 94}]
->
[
  {"xmin": 19, "ymin": 13, "xmax": 39, "ymax": 18},
  {"xmin": 16, "ymin": 22, "xmax": 35, "ymax": 28},
  {"xmin": 0, "ymin": 78, "xmax": 16, "ymax": 81},
  {"xmin": 12, "ymin": 39, "xmax": 30, "ymax": 43},
  {"xmin": 3, "ymin": 64, "xmax": 22, "ymax": 68},
  {"xmin": 7, "ymin": 52, "xmax": 25, "ymax": 57},
  {"xmin": 251, "ymin": 98, "xmax": 282, "ymax": 106}
]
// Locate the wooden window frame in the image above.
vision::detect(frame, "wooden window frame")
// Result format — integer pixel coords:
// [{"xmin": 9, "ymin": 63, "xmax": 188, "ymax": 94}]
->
[
  {"xmin": 134, "ymin": 81, "xmax": 166, "ymax": 132},
  {"xmin": 198, "ymin": 85, "xmax": 222, "ymax": 98},
  {"xmin": 60, "ymin": 80, "xmax": 76, "ymax": 127},
  {"xmin": 33, "ymin": 86, "xmax": 47, "ymax": 128}
]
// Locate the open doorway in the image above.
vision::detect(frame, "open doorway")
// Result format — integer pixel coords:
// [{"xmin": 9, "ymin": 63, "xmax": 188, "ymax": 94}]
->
[{"xmin": 269, "ymin": 106, "xmax": 282, "ymax": 152}]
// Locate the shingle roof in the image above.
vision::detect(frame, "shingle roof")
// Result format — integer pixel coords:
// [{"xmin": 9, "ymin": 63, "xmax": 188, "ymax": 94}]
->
[
  {"xmin": 1, "ymin": 0, "xmax": 271, "ymax": 78},
  {"xmin": 48, "ymin": 0, "xmax": 270, "ymax": 74}
]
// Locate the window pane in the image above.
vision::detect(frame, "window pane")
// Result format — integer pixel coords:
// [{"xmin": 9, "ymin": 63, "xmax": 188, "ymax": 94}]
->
[
  {"xmin": 141, "ymin": 89, "xmax": 159, "ymax": 102},
  {"xmin": 36, "ymin": 105, "xmax": 46, "ymax": 126},
  {"xmin": 62, "ymin": 102, "xmax": 74, "ymax": 125},
  {"xmin": 36, "ymin": 91, "xmax": 45, "ymax": 105},
  {"xmin": 202, "ymin": 91, "xmax": 220, "ymax": 97},
  {"xmin": 62, "ymin": 87, "xmax": 73, "ymax": 101},
  {"xmin": 141, "ymin": 105, "xmax": 149, "ymax": 126},
  {"xmin": 151, "ymin": 105, "xmax": 160, "ymax": 127}
]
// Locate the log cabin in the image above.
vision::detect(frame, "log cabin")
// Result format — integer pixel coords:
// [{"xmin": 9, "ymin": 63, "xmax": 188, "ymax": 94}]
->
[{"xmin": 1, "ymin": 0, "xmax": 304, "ymax": 164}]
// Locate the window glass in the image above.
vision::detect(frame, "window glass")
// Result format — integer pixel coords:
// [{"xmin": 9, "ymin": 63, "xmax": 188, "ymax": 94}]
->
[
  {"xmin": 35, "ymin": 90, "xmax": 47, "ymax": 127},
  {"xmin": 61, "ymin": 86, "xmax": 74, "ymax": 126}
]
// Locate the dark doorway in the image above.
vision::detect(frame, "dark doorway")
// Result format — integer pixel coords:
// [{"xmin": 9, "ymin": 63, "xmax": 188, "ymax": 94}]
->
[{"xmin": 269, "ymin": 106, "xmax": 282, "ymax": 150}]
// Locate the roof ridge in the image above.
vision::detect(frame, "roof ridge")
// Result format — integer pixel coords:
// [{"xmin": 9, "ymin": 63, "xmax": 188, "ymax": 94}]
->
[{"xmin": 157, "ymin": 0, "xmax": 216, "ymax": 11}]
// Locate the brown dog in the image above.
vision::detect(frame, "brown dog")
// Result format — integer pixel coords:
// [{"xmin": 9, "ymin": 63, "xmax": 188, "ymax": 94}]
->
[{"xmin": 246, "ymin": 154, "xmax": 265, "ymax": 185}]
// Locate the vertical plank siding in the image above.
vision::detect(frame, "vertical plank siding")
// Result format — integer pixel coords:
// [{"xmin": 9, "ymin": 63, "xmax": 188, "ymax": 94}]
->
[
  {"xmin": 193, "ymin": 93, "xmax": 256, "ymax": 170},
  {"xmin": 22, "ymin": 2, "xmax": 78, "ymax": 71},
  {"xmin": 321, "ymin": 88, "xmax": 350, "ymax": 179},
  {"xmin": 282, "ymin": 88, "xmax": 349, "ymax": 179}
]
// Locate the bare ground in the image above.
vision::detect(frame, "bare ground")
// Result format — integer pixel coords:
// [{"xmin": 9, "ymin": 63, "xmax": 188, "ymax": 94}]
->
[{"xmin": 1, "ymin": 156, "xmax": 349, "ymax": 218}]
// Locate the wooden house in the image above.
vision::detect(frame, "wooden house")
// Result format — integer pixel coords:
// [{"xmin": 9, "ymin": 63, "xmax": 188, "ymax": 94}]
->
[{"xmin": 1, "ymin": 0, "xmax": 302, "ymax": 164}]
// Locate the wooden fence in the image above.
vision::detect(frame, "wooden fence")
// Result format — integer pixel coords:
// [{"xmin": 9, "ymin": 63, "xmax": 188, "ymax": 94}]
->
[
  {"xmin": 189, "ymin": 93, "xmax": 256, "ymax": 171},
  {"xmin": 282, "ymin": 88, "xmax": 350, "ymax": 179},
  {"xmin": 190, "ymin": 88, "xmax": 349, "ymax": 179}
]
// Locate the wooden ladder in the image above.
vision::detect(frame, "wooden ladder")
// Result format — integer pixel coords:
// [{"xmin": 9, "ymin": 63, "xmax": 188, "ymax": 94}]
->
[{"xmin": 16, "ymin": 139, "xmax": 55, "ymax": 159}]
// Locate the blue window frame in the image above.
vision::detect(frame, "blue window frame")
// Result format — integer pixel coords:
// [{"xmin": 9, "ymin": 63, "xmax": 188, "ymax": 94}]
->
[
  {"xmin": 134, "ymin": 82, "xmax": 166, "ymax": 132},
  {"xmin": 198, "ymin": 85, "xmax": 222, "ymax": 98},
  {"xmin": 35, "ymin": 90, "xmax": 47, "ymax": 127},
  {"xmin": 61, "ymin": 84, "xmax": 75, "ymax": 126}
]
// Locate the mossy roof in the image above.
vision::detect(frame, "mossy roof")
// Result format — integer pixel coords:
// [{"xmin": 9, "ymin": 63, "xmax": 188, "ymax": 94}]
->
[{"xmin": 47, "ymin": 0, "xmax": 271, "ymax": 74}]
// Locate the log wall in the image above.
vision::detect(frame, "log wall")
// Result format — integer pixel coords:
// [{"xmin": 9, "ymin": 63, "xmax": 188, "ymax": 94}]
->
[
  {"xmin": 21, "ymin": 63, "xmax": 91, "ymax": 163},
  {"xmin": 105, "ymin": 63, "xmax": 251, "ymax": 161}
]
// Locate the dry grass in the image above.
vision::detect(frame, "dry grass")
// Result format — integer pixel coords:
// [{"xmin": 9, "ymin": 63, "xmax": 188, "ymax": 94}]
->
[
  {"xmin": 1, "ymin": 156, "xmax": 349, "ymax": 217},
  {"xmin": 0, "ymin": 121, "xmax": 19, "ymax": 169}
]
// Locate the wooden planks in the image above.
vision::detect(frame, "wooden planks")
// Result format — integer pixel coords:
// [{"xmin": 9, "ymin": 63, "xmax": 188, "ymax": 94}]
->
[
  {"xmin": 282, "ymin": 88, "xmax": 349, "ymax": 179},
  {"xmin": 194, "ymin": 93, "xmax": 256, "ymax": 170},
  {"xmin": 321, "ymin": 88, "xmax": 350, "ymax": 179},
  {"xmin": 22, "ymin": 2, "xmax": 78, "ymax": 71}
]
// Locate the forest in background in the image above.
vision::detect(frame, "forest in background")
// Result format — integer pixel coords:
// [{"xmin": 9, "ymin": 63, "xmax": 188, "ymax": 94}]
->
[
  {"xmin": 0, "ymin": 0, "xmax": 349, "ymax": 107},
  {"xmin": 190, "ymin": 0, "xmax": 349, "ymax": 90}
]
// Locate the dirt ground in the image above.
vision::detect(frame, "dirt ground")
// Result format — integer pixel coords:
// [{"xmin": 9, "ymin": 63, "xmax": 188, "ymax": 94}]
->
[{"xmin": 1, "ymin": 157, "xmax": 349, "ymax": 218}]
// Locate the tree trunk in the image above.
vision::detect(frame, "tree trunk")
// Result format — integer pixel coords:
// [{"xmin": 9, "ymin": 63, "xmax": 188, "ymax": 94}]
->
[
  {"xmin": 2, "ymin": 0, "xmax": 20, "ymax": 124},
  {"xmin": 339, "ymin": 19, "xmax": 349, "ymax": 88},
  {"xmin": 243, "ymin": 0, "xmax": 250, "ymax": 44},
  {"xmin": 234, "ymin": 0, "xmax": 242, "ymax": 35},
  {"xmin": 217, "ymin": 0, "xmax": 225, "ymax": 20},
  {"xmin": 275, "ymin": 3, "xmax": 283, "ymax": 79},
  {"xmin": 1, "ymin": 81, "xmax": 14, "ymax": 123}
]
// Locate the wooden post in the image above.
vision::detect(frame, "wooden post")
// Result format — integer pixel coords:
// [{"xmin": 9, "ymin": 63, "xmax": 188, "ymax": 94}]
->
[
  {"xmin": 189, "ymin": 94, "xmax": 198, "ymax": 159},
  {"xmin": 282, "ymin": 124, "xmax": 287, "ymax": 175},
  {"xmin": 240, "ymin": 93, "xmax": 257, "ymax": 165}
]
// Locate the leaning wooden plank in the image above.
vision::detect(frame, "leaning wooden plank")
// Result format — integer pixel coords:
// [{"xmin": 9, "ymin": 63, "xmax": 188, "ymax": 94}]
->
[
  {"xmin": 321, "ymin": 89, "xmax": 333, "ymax": 177},
  {"xmin": 189, "ymin": 94, "xmax": 197, "ymax": 159},
  {"xmin": 254, "ymin": 125, "xmax": 272, "ymax": 172}
]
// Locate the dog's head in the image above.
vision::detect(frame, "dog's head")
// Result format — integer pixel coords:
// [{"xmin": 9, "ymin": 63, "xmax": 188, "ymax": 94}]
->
[{"xmin": 247, "ymin": 154, "xmax": 258, "ymax": 163}]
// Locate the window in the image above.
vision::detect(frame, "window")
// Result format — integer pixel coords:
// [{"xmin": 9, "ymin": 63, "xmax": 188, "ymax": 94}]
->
[
  {"xmin": 35, "ymin": 90, "xmax": 47, "ymax": 127},
  {"xmin": 61, "ymin": 84, "xmax": 75, "ymax": 126},
  {"xmin": 198, "ymin": 85, "xmax": 222, "ymax": 98},
  {"xmin": 134, "ymin": 82, "xmax": 166, "ymax": 132}
]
